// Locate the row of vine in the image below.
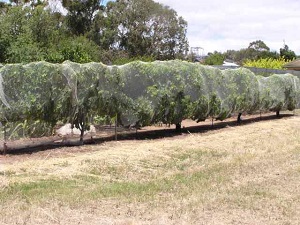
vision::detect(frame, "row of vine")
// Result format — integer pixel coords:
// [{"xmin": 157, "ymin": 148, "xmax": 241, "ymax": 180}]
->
[{"xmin": 0, "ymin": 60, "xmax": 299, "ymax": 140}]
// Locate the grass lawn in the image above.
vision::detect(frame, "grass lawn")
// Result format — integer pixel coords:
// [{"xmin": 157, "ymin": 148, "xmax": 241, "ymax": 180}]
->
[{"xmin": 0, "ymin": 111, "xmax": 300, "ymax": 224}]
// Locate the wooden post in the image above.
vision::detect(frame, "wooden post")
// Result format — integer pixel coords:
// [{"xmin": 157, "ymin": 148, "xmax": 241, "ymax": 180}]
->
[
  {"xmin": 260, "ymin": 111, "xmax": 262, "ymax": 119},
  {"xmin": 115, "ymin": 114, "xmax": 118, "ymax": 141},
  {"xmin": 3, "ymin": 122, "xmax": 7, "ymax": 155},
  {"xmin": 79, "ymin": 113, "xmax": 85, "ymax": 145},
  {"xmin": 79, "ymin": 124, "xmax": 84, "ymax": 145}
]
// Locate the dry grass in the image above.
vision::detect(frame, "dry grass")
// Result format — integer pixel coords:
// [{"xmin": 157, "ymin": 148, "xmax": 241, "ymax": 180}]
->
[{"xmin": 0, "ymin": 112, "xmax": 300, "ymax": 225}]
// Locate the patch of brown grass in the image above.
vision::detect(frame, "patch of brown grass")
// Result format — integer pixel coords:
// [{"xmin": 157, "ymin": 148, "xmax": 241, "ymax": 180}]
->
[{"xmin": 0, "ymin": 114, "xmax": 300, "ymax": 224}]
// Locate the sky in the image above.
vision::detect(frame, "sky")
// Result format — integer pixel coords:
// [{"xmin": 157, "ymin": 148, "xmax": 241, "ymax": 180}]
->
[{"xmin": 154, "ymin": 0, "xmax": 300, "ymax": 55}]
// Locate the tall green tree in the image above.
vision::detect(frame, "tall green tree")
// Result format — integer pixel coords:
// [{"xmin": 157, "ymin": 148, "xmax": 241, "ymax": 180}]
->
[
  {"xmin": 0, "ymin": 0, "xmax": 189, "ymax": 63},
  {"xmin": 280, "ymin": 44, "xmax": 296, "ymax": 60},
  {"xmin": 0, "ymin": 4, "xmax": 100, "ymax": 63},
  {"xmin": 88, "ymin": 0, "xmax": 119, "ymax": 50},
  {"xmin": 96, "ymin": 0, "xmax": 188, "ymax": 60},
  {"xmin": 225, "ymin": 40, "xmax": 279, "ymax": 64},
  {"xmin": 0, "ymin": 6, "xmax": 37, "ymax": 62},
  {"xmin": 204, "ymin": 51, "xmax": 225, "ymax": 65},
  {"xmin": 9, "ymin": 0, "xmax": 47, "ymax": 7},
  {"xmin": 63, "ymin": 0, "xmax": 103, "ymax": 35},
  {"xmin": 248, "ymin": 40, "xmax": 270, "ymax": 52}
]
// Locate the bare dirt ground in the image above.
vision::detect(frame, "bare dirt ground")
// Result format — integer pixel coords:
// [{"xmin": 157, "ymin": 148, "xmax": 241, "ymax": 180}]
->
[
  {"xmin": 0, "ymin": 111, "xmax": 289, "ymax": 156},
  {"xmin": 0, "ymin": 111, "xmax": 300, "ymax": 225}
]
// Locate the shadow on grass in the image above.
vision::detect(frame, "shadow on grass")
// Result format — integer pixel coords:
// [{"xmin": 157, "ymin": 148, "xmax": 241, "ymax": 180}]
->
[{"xmin": 3, "ymin": 113, "xmax": 296, "ymax": 155}]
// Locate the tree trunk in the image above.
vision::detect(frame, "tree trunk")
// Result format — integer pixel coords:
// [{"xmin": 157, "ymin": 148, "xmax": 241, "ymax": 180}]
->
[
  {"xmin": 175, "ymin": 123, "xmax": 181, "ymax": 132},
  {"xmin": 79, "ymin": 128, "xmax": 84, "ymax": 145},
  {"xmin": 276, "ymin": 111, "xmax": 280, "ymax": 117},
  {"xmin": 237, "ymin": 113, "xmax": 242, "ymax": 123}
]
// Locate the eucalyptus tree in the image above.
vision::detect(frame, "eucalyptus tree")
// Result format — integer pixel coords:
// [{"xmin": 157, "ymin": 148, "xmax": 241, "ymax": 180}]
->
[
  {"xmin": 63, "ymin": 0, "xmax": 104, "ymax": 35},
  {"xmin": 225, "ymin": 40, "xmax": 279, "ymax": 64},
  {"xmin": 96, "ymin": 0, "xmax": 188, "ymax": 60},
  {"xmin": 248, "ymin": 40, "xmax": 270, "ymax": 52}
]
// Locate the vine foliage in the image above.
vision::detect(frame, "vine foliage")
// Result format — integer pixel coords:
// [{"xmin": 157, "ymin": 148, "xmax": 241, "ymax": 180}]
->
[{"xmin": 0, "ymin": 60, "xmax": 299, "ymax": 141}]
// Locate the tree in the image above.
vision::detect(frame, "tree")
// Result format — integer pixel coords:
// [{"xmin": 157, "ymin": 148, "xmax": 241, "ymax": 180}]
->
[
  {"xmin": 63, "ymin": 0, "xmax": 103, "ymax": 35},
  {"xmin": 46, "ymin": 36, "xmax": 101, "ymax": 63},
  {"xmin": 28, "ymin": 5, "xmax": 65, "ymax": 49},
  {"xmin": 9, "ymin": 0, "xmax": 47, "ymax": 7},
  {"xmin": 88, "ymin": 0, "xmax": 119, "ymax": 51},
  {"xmin": 9, "ymin": 0, "xmax": 29, "ymax": 6},
  {"xmin": 0, "ymin": 5, "xmax": 62, "ymax": 63},
  {"xmin": 0, "ymin": 4, "xmax": 101, "ymax": 63},
  {"xmin": 225, "ymin": 40, "xmax": 279, "ymax": 64},
  {"xmin": 204, "ymin": 51, "xmax": 225, "ymax": 65},
  {"xmin": 280, "ymin": 44, "xmax": 296, "ymax": 60},
  {"xmin": 0, "ymin": 6, "xmax": 36, "ymax": 63},
  {"xmin": 97, "ymin": 0, "xmax": 188, "ymax": 60},
  {"xmin": 248, "ymin": 40, "xmax": 270, "ymax": 52},
  {"xmin": 0, "ymin": 0, "xmax": 188, "ymax": 63}
]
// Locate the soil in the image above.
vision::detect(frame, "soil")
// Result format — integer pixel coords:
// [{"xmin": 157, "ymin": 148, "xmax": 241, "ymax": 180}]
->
[{"xmin": 0, "ymin": 111, "xmax": 294, "ymax": 162}]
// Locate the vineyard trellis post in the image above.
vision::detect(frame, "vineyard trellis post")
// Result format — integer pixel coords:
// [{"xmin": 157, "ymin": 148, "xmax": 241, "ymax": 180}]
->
[
  {"xmin": 115, "ymin": 113, "xmax": 118, "ymax": 141},
  {"xmin": 2, "ymin": 120, "xmax": 7, "ymax": 155}
]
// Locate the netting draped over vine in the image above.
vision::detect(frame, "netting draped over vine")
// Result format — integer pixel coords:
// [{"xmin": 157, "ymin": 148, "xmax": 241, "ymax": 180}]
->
[{"xmin": 0, "ymin": 60, "xmax": 299, "ymax": 140}]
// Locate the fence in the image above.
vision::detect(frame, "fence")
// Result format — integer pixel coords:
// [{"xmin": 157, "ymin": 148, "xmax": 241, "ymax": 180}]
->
[{"xmin": 212, "ymin": 65, "xmax": 300, "ymax": 79}]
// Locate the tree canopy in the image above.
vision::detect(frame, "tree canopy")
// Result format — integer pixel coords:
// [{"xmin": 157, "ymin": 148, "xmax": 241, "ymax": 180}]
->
[
  {"xmin": 280, "ymin": 44, "xmax": 296, "ymax": 61},
  {"xmin": 204, "ymin": 51, "xmax": 224, "ymax": 65},
  {"xmin": 0, "ymin": 0, "xmax": 189, "ymax": 64},
  {"xmin": 0, "ymin": 1, "xmax": 297, "ymax": 66},
  {"xmin": 220, "ymin": 40, "xmax": 296, "ymax": 66}
]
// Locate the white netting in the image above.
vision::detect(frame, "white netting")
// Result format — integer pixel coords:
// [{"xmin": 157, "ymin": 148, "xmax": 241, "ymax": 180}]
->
[{"xmin": 0, "ymin": 60, "xmax": 299, "ymax": 143}]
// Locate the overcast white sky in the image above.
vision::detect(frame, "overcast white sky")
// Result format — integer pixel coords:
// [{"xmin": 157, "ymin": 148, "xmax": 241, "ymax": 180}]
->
[{"xmin": 154, "ymin": 0, "xmax": 300, "ymax": 55}]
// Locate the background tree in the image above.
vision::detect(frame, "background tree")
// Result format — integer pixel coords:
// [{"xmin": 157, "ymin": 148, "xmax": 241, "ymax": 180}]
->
[
  {"xmin": 9, "ymin": 0, "xmax": 47, "ymax": 7},
  {"xmin": 224, "ymin": 40, "xmax": 280, "ymax": 65},
  {"xmin": 99, "ymin": 0, "xmax": 188, "ymax": 60},
  {"xmin": 248, "ymin": 40, "xmax": 270, "ymax": 52},
  {"xmin": 0, "ymin": 2, "xmax": 102, "ymax": 63},
  {"xmin": 280, "ymin": 44, "xmax": 296, "ymax": 60},
  {"xmin": 0, "ymin": 0, "xmax": 188, "ymax": 63},
  {"xmin": 204, "ymin": 51, "xmax": 225, "ymax": 65},
  {"xmin": 46, "ymin": 36, "xmax": 101, "ymax": 63},
  {"xmin": 63, "ymin": 0, "xmax": 103, "ymax": 36},
  {"xmin": 0, "ymin": 6, "xmax": 41, "ymax": 63}
]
